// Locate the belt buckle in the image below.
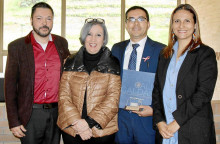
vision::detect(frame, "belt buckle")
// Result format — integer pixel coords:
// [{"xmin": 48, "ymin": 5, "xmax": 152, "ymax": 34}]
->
[{"xmin": 43, "ymin": 104, "xmax": 52, "ymax": 109}]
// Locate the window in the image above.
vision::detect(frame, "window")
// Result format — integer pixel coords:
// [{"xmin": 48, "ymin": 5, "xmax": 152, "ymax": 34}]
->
[
  {"xmin": 66, "ymin": 0, "xmax": 121, "ymax": 51},
  {"xmin": 125, "ymin": 0, "xmax": 176, "ymax": 44},
  {"xmin": 0, "ymin": 0, "xmax": 176, "ymax": 76},
  {"xmin": 0, "ymin": 0, "xmax": 61, "ymax": 77},
  {"xmin": 3, "ymin": 0, "xmax": 61, "ymax": 51}
]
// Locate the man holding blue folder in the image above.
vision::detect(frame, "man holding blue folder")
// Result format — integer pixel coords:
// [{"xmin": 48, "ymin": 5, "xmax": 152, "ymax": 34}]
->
[{"xmin": 112, "ymin": 6, "xmax": 165, "ymax": 144}]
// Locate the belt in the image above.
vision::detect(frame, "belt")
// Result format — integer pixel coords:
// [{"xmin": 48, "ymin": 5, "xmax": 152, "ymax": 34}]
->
[{"xmin": 33, "ymin": 103, "xmax": 58, "ymax": 109}]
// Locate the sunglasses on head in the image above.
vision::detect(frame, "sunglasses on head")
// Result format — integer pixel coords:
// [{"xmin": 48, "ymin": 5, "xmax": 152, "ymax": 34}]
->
[{"xmin": 85, "ymin": 18, "xmax": 105, "ymax": 24}]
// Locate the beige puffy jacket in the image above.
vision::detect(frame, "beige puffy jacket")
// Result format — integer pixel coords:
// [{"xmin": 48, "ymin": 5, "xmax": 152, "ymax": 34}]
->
[{"xmin": 57, "ymin": 47, "xmax": 121, "ymax": 137}]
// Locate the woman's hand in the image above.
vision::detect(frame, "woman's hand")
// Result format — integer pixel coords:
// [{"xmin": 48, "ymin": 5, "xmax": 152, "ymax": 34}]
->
[
  {"xmin": 72, "ymin": 119, "xmax": 90, "ymax": 133},
  {"xmin": 157, "ymin": 121, "xmax": 173, "ymax": 139},
  {"xmin": 72, "ymin": 119, "xmax": 93, "ymax": 140},
  {"xmin": 79, "ymin": 128, "xmax": 93, "ymax": 140},
  {"xmin": 132, "ymin": 105, "xmax": 153, "ymax": 117},
  {"xmin": 167, "ymin": 120, "xmax": 180, "ymax": 134}
]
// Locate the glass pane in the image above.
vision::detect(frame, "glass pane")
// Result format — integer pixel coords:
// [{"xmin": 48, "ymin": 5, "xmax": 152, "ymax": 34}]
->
[
  {"xmin": 3, "ymin": 0, "xmax": 61, "ymax": 50},
  {"xmin": 125, "ymin": 0, "xmax": 176, "ymax": 45},
  {"xmin": 66, "ymin": 0, "xmax": 121, "ymax": 51},
  {"xmin": 0, "ymin": 56, "xmax": 7, "ymax": 78}
]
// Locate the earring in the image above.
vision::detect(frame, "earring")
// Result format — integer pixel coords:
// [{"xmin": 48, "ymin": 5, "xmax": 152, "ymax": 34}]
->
[
  {"xmin": 172, "ymin": 31, "xmax": 175, "ymax": 43},
  {"xmin": 192, "ymin": 32, "xmax": 196, "ymax": 42}
]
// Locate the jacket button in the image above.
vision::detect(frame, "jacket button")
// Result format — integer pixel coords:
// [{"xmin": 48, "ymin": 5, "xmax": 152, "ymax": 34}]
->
[
  {"xmin": 177, "ymin": 95, "xmax": 182, "ymax": 99},
  {"xmin": 60, "ymin": 50, "xmax": 63, "ymax": 53}
]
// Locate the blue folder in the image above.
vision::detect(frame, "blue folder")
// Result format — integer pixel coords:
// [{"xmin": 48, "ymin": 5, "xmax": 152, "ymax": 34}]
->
[{"xmin": 119, "ymin": 70, "xmax": 155, "ymax": 108}]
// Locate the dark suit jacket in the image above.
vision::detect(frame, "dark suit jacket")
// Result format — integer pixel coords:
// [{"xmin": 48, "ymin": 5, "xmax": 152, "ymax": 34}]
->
[
  {"xmin": 4, "ymin": 32, "xmax": 70, "ymax": 129},
  {"xmin": 112, "ymin": 37, "xmax": 165, "ymax": 141},
  {"xmin": 152, "ymin": 44, "xmax": 217, "ymax": 144},
  {"xmin": 112, "ymin": 37, "xmax": 166, "ymax": 75}
]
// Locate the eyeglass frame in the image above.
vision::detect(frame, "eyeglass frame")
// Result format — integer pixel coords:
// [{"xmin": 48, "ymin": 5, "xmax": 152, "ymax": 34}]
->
[
  {"xmin": 85, "ymin": 18, "xmax": 105, "ymax": 24},
  {"xmin": 126, "ymin": 16, "xmax": 147, "ymax": 23}
]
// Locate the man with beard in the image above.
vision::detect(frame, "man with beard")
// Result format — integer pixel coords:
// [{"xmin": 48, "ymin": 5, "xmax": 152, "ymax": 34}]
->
[{"xmin": 4, "ymin": 2, "xmax": 70, "ymax": 144}]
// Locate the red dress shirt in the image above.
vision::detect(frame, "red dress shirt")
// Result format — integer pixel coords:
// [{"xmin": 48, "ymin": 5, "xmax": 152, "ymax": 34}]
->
[{"xmin": 31, "ymin": 33, "xmax": 61, "ymax": 104}]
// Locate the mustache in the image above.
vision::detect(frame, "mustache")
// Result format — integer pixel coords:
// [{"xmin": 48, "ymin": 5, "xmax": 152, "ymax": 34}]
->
[{"xmin": 39, "ymin": 26, "xmax": 49, "ymax": 30}]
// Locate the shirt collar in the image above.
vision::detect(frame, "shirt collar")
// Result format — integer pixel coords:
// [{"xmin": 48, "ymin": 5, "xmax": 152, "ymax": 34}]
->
[
  {"xmin": 130, "ymin": 36, "xmax": 148, "ymax": 47},
  {"xmin": 173, "ymin": 41, "xmax": 200, "ymax": 53},
  {"xmin": 31, "ymin": 30, "xmax": 53, "ymax": 44},
  {"xmin": 173, "ymin": 41, "xmax": 179, "ymax": 52}
]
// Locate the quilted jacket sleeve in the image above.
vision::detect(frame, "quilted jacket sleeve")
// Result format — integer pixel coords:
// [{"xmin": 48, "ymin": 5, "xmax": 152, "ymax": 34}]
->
[
  {"xmin": 88, "ymin": 74, "xmax": 121, "ymax": 129},
  {"xmin": 57, "ymin": 71, "xmax": 81, "ymax": 136}
]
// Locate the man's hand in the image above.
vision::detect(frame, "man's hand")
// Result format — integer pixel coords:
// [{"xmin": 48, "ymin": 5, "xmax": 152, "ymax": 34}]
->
[
  {"xmin": 157, "ymin": 121, "xmax": 173, "ymax": 139},
  {"xmin": 11, "ymin": 125, "xmax": 26, "ymax": 138},
  {"xmin": 132, "ymin": 105, "xmax": 153, "ymax": 117}
]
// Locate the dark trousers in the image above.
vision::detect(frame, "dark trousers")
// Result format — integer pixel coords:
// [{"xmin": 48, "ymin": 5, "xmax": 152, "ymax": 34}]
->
[
  {"xmin": 20, "ymin": 107, "xmax": 60, "ymax": 144},
  {"xmin": 62, "ymin": 131, "xmax": 115, "ymax": 144},
  {"xmin": 115, "ymin": 109, "xmax": 155, "ymax": 144}
]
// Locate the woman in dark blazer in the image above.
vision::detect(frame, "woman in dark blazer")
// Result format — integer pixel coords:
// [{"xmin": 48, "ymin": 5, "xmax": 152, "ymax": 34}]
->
[{"xmin": 152, "ymin": 4, "xmax": 217, "ymax": 144}]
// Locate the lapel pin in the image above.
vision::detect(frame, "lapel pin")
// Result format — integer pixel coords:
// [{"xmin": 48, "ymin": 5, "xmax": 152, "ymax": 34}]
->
[
  {"xmin": 142, "ymin": 56, "xmax": 150, "ymax": 68},
  {"xmin": 142, "ymin": 56, "xmax": 150, "ymax": 62}
]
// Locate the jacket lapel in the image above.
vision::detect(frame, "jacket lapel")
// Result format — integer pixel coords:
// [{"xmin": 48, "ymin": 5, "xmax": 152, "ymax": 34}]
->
[
  {"xmin": 140, "ymin": 37, "xmax": 155, "ymax": 72},
  {"xmin": 120, "ymin": 40, "xmax": 129, "ymax": 70},
  {"xmin": 53, "ymin": 36, "xmax": 63, "ymax": 63},
  {"xmin": 160, "ymin": 56, "xmax": 171, "ymax": 90},
  {"xmin": 25, "ymin": 33, "xmax": 35, "ymax": 86},
  {"xmin": 176, "ymin": 51, "xmax": 197, "ymax": 89}
]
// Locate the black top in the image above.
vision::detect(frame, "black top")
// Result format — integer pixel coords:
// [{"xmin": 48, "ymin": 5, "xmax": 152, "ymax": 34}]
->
[
  {"xmin": 83, "ymin": 48, "xmax": 103, "ymax": 74},
  {"xmin": 82, "ymin": 48, "xmax": 103, "ymax": 129}
]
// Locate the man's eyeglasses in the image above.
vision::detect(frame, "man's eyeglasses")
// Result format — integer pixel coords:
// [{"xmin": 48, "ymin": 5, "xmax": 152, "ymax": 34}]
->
[
  {"xmin": 85, "ymin": 18, "xmax": 105, "ymax": 24},
  {"xmin": 126, "ymin": 17, "xmax": 147, "ymax": 23}
]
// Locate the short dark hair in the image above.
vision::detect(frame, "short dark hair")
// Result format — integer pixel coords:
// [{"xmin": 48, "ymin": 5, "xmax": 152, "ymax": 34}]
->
[
  {"xmin": 31, "ymin": 2, "xmax": 54, "ymax": 18},
  {"xmin": 125, "ymin": 6, "xmax": 149, "ymax": 21}
]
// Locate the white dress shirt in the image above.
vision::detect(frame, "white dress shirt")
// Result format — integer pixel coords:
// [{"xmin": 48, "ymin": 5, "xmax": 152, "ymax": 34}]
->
[{"xmin": 123, "ymin": 36, "xmax": 147, "ymax": 71}]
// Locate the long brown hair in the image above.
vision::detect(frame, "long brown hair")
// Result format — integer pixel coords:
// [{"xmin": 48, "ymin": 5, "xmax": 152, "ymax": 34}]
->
[{"xmin": 163, "ymin": 4, "xmax": 202, "ymax": 58}]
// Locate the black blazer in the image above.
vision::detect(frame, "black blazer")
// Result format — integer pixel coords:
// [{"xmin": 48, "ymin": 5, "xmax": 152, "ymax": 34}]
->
[{"xmin": 152, "ymin": 44, "xmax": 217, "ymax": 144}]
